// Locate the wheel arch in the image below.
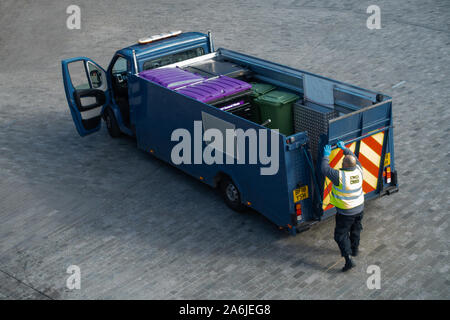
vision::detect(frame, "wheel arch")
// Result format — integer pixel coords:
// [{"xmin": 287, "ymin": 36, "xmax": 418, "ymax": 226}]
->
[{"xmin": 214, "ymin": 171, "xmax": 245, "ymax": 202}]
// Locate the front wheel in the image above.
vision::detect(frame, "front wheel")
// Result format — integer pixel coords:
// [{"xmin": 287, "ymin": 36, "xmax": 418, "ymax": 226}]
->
[
  {"xmin": 104, "ymin": 108, "xmax": 121, "ymax": 138},
  {"xmin": 220, "ymin": 177, "xmax": 246, "ymax": 212}
]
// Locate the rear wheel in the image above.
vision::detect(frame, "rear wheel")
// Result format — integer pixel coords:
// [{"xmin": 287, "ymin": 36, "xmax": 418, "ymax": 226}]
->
[
  {"xmin": 104, "ymin": 108, "xmax": 121, "ymax": 138},
  {"xmin": 220, "ymin": 177, "xmax": 246, "ymax": 212}
]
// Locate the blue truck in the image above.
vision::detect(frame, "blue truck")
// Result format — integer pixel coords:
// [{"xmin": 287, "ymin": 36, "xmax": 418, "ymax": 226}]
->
[{"xmin": 62, "ymin": 31, "xmax": 398, "ymax": 235}]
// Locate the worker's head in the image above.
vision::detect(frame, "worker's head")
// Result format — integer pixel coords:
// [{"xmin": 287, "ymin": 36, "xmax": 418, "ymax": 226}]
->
[{"xmin": 342, "ymin": 155, "xmax": 357, "ymax": 169}]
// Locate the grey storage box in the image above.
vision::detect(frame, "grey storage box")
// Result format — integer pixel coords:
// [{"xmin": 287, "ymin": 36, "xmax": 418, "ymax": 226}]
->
[{"xmin": 183, "ymin": 59, "xmax": 251, "ymax": 79}]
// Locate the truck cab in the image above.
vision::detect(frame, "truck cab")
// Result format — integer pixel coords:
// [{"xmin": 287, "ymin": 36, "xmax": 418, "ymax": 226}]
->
[{"xmin": 62, "ymin": 31, "xmax": 213, "ymax": 137}]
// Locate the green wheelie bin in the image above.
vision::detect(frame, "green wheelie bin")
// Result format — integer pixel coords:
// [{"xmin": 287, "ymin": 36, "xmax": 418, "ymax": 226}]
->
[
  {"xmin": 254, "ymin": 90, "xmax": 299, "ymax": 136},
  {"xmin": 250, "ymin": 82, "xmax": 276, "ymax": 124}
]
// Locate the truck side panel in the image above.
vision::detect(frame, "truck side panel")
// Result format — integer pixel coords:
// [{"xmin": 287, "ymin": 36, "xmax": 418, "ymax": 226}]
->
[{"xmin": 128, "ymin": 74, "xmax": 299, "ymax": 228}]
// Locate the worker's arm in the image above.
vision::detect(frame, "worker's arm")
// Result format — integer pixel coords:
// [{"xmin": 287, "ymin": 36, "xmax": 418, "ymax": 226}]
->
[
  {"xmin": 321, "ymin": 145, "xmax": 340, "ymax": 186},
  {"xmin": 337, "ymin": 141, "xmax": 362, "ymax": 168},
  {"xmin": 337, "ymin": 141, "xmax": 362, "ymax": 167}
]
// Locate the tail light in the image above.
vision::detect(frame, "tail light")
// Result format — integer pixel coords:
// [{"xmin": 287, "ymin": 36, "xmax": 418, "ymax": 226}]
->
[
  {"xmin": 296, "ymin": 203, "xmax": 302, "ymax": 219},
  {"xmin": 385, "ymin": 167, "xmax": 391, "ymax": 184}
]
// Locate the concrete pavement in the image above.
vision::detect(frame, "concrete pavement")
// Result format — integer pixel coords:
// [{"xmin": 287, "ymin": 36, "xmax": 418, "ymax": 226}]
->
[{"xmin": 0, "ymin": 0, "xmax": 449, "ymax": 299}]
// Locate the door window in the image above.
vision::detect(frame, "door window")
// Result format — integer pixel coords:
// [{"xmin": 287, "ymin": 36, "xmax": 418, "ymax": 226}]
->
[
  {"xmin": 68, "ymin": 60, "xmax": 90, "ymax": 90},
  {"xmin": 67, "ymin": 60, "xmax": 106, "ymax": 90},
  {"xmin": 87, "ymin": 62, "xmax": 105, "ymax": 89},
  {"xmin": 112, "ymin": 56, "xmax": 129, "ymax": 75},
  {"xmin": 111, "ymin": 56, "xmax": 130, "ymax": 88}
]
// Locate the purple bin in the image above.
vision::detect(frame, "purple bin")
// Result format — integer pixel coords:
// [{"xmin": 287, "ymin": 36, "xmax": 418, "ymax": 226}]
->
[
  {"xmin": 139, "ymin": 67, "xmax": 204, "ymax": 90},
  {"xmin": 176, "ymin": 76, "xmax": 252, "ymax": 103}
]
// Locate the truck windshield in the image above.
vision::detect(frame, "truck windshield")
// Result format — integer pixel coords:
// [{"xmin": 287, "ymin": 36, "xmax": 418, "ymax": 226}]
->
[{"xmin": 142, "ymin": 47, "xmax": 205, "ymax": 70}]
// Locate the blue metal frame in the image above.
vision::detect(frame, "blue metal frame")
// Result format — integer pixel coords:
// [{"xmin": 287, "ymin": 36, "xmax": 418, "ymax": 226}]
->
[{"xmin": 316, "ymin": 100, "xmax": 397, "ymax": 219}]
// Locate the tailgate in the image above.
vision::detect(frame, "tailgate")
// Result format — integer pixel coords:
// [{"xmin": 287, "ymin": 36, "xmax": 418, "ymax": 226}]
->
[{"xmin": 318, "ymin": 99, "xmax": 398, "ymax": 214}]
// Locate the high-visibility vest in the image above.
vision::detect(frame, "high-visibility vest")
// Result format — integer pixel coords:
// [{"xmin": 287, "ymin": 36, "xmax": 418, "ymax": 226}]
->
[{"xmin": 330, "ymin": 165, "xmax": 364, "ymax": 210}]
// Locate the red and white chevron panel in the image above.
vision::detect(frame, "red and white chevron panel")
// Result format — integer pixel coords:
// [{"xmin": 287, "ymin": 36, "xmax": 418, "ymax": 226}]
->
[{"xmin": 322, "ymin": 131, "xmax": 385, "ymax": 211}]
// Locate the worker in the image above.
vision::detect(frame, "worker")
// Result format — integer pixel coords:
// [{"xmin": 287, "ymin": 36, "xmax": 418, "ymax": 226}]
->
[{"xmin": 322, "ymin": 141, "xmax": 364, "ymax": 272}]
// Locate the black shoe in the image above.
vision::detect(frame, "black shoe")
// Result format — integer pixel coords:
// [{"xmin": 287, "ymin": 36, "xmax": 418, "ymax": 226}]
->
[
  {"xmin": 342, "ymin": 258, "xmax": 355, "ymax": 272},
  {"xmin": 351, "ymin": 248, "xmax": 359, "ymax": 257}
]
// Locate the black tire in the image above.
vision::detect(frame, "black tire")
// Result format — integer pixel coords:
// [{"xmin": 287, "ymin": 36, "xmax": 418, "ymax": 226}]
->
[
  {"xmin": 104, "ymin": 108, "xmax": 121, "ymax": 138},
  {"xmin": 220, "ymin": 177, "xmax": 246, "ymax": 212}
]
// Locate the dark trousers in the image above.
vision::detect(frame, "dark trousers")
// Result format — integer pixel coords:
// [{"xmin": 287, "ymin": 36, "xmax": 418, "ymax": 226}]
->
[{"xmin": 334, "ymin": 211, "xmax": 363, "ymax": 257}]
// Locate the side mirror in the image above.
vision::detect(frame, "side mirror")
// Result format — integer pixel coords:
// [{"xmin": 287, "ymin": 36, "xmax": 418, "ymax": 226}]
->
[
  {"xmin": 89, "ymin": 70, "xmax": 102, "ymax": 88},
  {"xmin": 73, "ymin": 89, "xmax": 106, "ymax": 111}
]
